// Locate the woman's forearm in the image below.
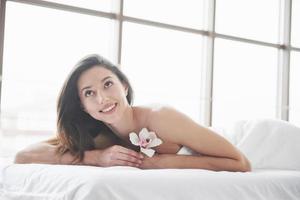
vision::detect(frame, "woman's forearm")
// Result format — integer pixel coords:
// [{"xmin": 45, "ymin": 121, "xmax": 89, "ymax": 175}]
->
[
  {"xmin": 141, "ymin": 154, "xmax": 251, "ymax": 172},
  {"xmin": 14, "ymin": 142, "xmax": 90, "ymax": 165}
]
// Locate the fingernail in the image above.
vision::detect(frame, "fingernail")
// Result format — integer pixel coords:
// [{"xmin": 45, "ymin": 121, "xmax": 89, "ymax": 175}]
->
[{"xmin": 140, "ymin": 155, "xmax": 144, "ymax": 159}]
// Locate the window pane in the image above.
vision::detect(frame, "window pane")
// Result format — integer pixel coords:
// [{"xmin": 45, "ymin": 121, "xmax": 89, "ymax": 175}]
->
[
  {"xmin": 289, "ymin": 51, "xmax": 300, "ymax": 126},
  {"xmin": 1, "ymin": 2, "xmax": 114, "ymax": 132},
  {"xmin": 215, "ymin": 0, "xmax": 280, "ymax": 43},
  {"xmin": 47, "ymin": 0, "xmax": 113, "ymax": 12},
  {"xmin": 292, "ymin": 0, "xmax": 300, "ymax": 47},
  {"xmin": 122, "ymin": 22, "xmax": 203, "ymax": 122},
  {"xmin": 124, "ymin": 0, "xmax": 205, "ymax": 29},
  {"xmin": 212, "ymin": 39, "xmax": 277, "ymax": 127}
]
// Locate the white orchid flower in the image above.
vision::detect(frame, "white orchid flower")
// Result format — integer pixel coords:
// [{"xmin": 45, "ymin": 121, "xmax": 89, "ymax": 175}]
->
[{"xmin": 129, "ymin": 128, "xmax": 162, "ymax": 157}]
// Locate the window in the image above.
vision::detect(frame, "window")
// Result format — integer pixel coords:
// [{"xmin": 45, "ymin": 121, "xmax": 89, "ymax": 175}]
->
[
  {"xmin": 46, "ymin": 0, "xmax": 113, "ymax": 12},
  {"xmin": 291, "ymin": 0, "xmax": 300, "ymax": 47},
  {"xmin": 121, "ymin": 22, "xmax": 203, "ymax": 122},
  {"xmin": 1, "ymin": 2, "xmax": 114, "ymax": 132},
  {"xmin": 289, "ymin": 51, "xmax": 300, "ymax": 126},
  {"xmin": 124, "ymin": 0, "xmax": 205, "ymax": 29},
  {"xmin": 212, "ymin": 39, "xmax": 277, "ymax": 127},
  {"xmin": 215, "ymin": 0, "xmax": 280, "ymax": 43}
]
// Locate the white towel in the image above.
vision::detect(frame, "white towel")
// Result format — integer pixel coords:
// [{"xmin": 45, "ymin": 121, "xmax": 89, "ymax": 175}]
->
[{"xmin": 176, "ymin": 146, "xmax": 198, "ymax": 155}]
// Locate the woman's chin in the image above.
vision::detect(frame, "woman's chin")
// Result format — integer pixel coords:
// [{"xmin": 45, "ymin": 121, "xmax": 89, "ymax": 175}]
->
[{"xmin": 96, "ymin": 115, "xmax": 120, "ymax": 125}]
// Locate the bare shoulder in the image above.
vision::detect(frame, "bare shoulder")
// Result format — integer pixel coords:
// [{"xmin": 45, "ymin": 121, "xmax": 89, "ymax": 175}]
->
[
  {"xmin": 137, "ymin": 105, "xmax": 184, "ymax": 153},
  {"xmin": 147, "ymin": 105, "xmax": 192, "ymax": 125},
  {"xmin": 146, "ymin": 105, "xmax": 220, "ymax": 144},
  {"xmin": 134, "ymin": 104, "xmax": 198, "ymax": 135},
  {"xmin": 145, "ymin": 105, "xmax": 196, "ymax": 143}
]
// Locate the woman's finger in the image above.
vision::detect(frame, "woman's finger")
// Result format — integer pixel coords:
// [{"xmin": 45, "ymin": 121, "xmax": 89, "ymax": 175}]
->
[
  {"xmin": 114, "ymin": 153, "xmax": 143, "ymax": 165},
  {"xmin": 114, "ymin": 145, "xmax": 144, "ymax": 159}
]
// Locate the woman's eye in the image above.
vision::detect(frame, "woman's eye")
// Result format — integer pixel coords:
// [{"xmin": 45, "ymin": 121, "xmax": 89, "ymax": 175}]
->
[
  {"xmin": 84, "ymin": 90, "xmax": 94, "ymax": 97},
  {"xmin": 104, "ymin": 81, "xmax": 113, "ymax": 88}
]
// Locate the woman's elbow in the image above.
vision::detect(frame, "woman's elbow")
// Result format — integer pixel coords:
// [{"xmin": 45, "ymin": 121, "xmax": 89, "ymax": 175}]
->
[
  {"xmin": 14, "ymin": 150, "xmax": 30, "ymax": 164},
  {"xmin": 237, "ymin": 156, "xmax": 252, "ymax": 172}
]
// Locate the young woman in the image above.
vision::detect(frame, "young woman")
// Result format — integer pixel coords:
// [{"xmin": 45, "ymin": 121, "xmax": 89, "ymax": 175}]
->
[{"xmin": 15, "ymin": 54, "xmax": 251, "ymax": 171}]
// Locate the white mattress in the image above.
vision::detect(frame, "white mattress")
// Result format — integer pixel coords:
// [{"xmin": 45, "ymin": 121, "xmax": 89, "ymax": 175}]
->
[{"xmin": 1, "ymin": 164, "xmax": 300, "ymax": 200}]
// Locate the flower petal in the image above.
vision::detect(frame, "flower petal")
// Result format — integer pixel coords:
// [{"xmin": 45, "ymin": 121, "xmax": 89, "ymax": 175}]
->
[
  {"xmin": 140, "ymin": 147, "xmax": 155, "ymax": 157},
  {"xmin": 139, "ymin": 128, "xmax": 150, "ymax": 140},
  {"xmin": 148, "ymin": 132, "xmax": 157, "ymax": 140},
  {"xmin": 147, "ymin": 138, "xmax": 163, "ymax": 148},
  {"xmin": 129, "ymin": 132, "xmax": 140, "ymax": 146}
]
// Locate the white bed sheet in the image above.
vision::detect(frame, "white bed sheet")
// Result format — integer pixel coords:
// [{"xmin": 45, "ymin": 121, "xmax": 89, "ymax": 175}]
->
[{"xmin": 1, "ymin": 164, "xmax": 300, "ymax": 200}]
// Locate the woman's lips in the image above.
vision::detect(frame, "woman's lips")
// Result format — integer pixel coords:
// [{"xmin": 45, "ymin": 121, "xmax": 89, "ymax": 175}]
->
[{"xmin": 99, "ymin": 103, "xmax": 117, "ymax": 114}]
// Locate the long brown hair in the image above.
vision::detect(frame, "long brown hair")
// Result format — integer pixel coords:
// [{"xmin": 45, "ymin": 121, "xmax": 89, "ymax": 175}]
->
[{"xmin": 56, "ymin": 54, "xmax": 134, "ymax": 162}]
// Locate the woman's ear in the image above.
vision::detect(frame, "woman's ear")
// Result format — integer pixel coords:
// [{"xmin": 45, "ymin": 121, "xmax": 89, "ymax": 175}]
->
[{"xmin": 123, "ymin": 84, "xmax": 129, "ymax": 96}]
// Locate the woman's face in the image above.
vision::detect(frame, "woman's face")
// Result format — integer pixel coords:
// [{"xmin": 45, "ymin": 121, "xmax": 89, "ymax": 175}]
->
[{"xmin": 77, "ymin": 66, "xmax": 129, "ymax": 124}]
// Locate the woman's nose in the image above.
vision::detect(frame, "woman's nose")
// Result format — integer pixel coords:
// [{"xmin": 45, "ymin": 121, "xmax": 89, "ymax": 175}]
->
[{"xmin": 96, "ymin": 91, "xmax": 106, "ymax": 104}]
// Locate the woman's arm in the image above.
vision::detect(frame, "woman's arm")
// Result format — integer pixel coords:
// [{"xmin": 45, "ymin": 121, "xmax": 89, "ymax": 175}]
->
[
  {"xmin": 140, "ymin": 154, "xmax": 250, "ymax": 171},
  {"xmin": 14, "ymin": 141, "xmax": 96, "ymax": 165},
  {"xmin": 14, "ymin": 139, "xmax": 144, "ymax": 167},
  {"xmin": 146, "ymin": 106, "xmax": 251, "ymax": 171}
]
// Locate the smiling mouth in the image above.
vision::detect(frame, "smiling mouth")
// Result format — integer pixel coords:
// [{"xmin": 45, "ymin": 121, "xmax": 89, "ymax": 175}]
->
[{"xmin": 99, "ymin": 103, "xmax": 117, "ymax": 113}]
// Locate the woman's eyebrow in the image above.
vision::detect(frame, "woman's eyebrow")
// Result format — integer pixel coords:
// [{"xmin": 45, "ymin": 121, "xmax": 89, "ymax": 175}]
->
[
  {"xmin": 80, "ymin": 76, "xmax": 113, "ymax": 92},
  {"xmin": 101, "ymin": 76, "xmax": 112, "ymax": 83},
  {"xmin": 80, "ymin": 86, "xmax": 91, "ymax": 93}
]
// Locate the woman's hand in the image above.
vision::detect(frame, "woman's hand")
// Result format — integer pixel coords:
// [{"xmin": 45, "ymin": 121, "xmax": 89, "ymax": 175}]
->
[{"xmin": 85, "ymin": 145, "xmax": 144, "ymax": 167}]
